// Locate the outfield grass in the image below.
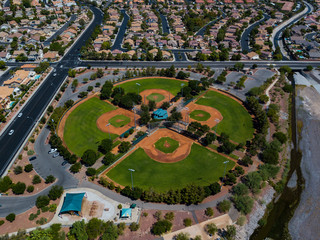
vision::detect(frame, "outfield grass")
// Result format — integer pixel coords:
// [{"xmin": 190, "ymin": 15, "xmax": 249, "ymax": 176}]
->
[
  {"xmin": 196, "ymin": 91, "xmax": 254, "ymax": 143},
  {"xmin": 147, "ymin": 93, "xmax": 165, "ymax": 103},
  {"xmin": 154, "ymin": 137, "xmax": 179, "ymax": 153},
  {"xmin": 190, "ymin": 110, "xmax": 211, "ymax": 121},
  {"xmin": 64, "ymin": 97, "xmax": 118, "ymax": 156},
  {"xmin": 107, "ymin": 144, "xmax": 235, "ymax": 192},
  {"xmin": 118, "ymin": 78, "xmax": 184, "ymax": 95},
  {"xmin": 109, "ymin": 114, "xmax": 131, "ymax": 128}
]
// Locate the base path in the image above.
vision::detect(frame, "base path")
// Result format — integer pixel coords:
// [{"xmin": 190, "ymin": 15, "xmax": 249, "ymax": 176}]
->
[
  {"xmin": 96, "ymin": 108, "xmax": 138, "ymax": 135},
  {"xmin": 140, "ymin": 89, "xmax": 172, "ymax": 108},
  {"xmin": 141, "ymin": 128, "xmax": 193, "ymax": 163},
  {"xmin": 183, "ymin": 102, "xmax": 223, "ymax": 128}
]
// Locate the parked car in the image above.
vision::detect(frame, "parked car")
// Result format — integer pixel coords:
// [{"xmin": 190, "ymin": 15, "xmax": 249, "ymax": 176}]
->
[
  {"xmin": 8, "ymin": 130, "xmax": 14, "ymax": 135},
  {"xmin": 48, "ymin": 148, "xmax": 57, "ymax": 154},
  {"xmin": 29, "ymin": 156, "xmax": 37, "ymax": 161},
  {"xmin": 62, "ymin": 161, "xmax": 68, "ymax": 166},
  {"xmin": 53, "ymin": 152, "xmax": 60, "ymax": 158}
]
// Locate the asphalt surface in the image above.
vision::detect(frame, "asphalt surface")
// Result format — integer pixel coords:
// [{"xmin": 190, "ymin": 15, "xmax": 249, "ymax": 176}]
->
[
  {"xmin": 158, "ymin": 11, "xmax": 170, "ymax": 34},
  {"xmin": 195, "ymin": 12, "xmax": 226, "ymax": 36},
  {"xmin": 241, "ymin": 13, "xmax": 270, "ymax": 52},
  {"xmin": 0, "ymin": 6, "xmax": 104, "ymax": 177},
  {"xmin": 111, "ymin": 9, "xmax": 129, "ymax": 51}
]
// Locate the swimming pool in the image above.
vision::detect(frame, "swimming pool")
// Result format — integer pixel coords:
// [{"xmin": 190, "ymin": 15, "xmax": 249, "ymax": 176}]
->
[{"xmin": 34, "ymin": 75, "xmax": 41, "ymax": 80}]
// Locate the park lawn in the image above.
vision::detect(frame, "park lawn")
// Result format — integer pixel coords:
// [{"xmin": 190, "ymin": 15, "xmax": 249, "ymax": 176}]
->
[
  {"xmin": 154, "ymin": 137, "xmax": 179, "ymax": 153},
  {"xmin": 147, "ymin": 93, "xmax": 165, "ymax": 103},
  {"xmin": 109, "ymin": 115, "xmax": 131, "ymax": 128},
  {"xmin": 107, "ymin": 144, "xmax": 235, "ymax": 192},
  {"xmin": 196, "ymin": 91, "xmax": 254, "ymax": 143},
  {"xmin": 190, "ymin": 110, "xmax": 211, "ymax": 121},
  {"xmin": 64, "ymin": 97, "xmax": 118, "ymax": 156},
  {"xmin": 118, "ymin": 78, "xmax": 184, "ymax": 95}
]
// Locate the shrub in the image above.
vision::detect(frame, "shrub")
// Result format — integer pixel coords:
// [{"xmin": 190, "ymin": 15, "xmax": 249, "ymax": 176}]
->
[
  {"xmin": 32, "ymin": 175, "xmax": 41, "ymax": 184},
  {"xmin": 45, "ymin": 175, "xmax": 56, "ymax": 184},
  {"xmin": 14, "ymin": 166, "xmax": 23, "ymax": 175},
  {"xmin": 164, "ymin": 212, "xmax": 174, "ymax": 221},
  {"xmin": 81, "ymin": 149, "xmax": 98, "ymax": 166},
  {"xmin": 48, "ymin": 185, "xmax": 64, "ymax": 200},
  {"xmin": 129, "ymin": 222, "xmax": 140, "ymax": 231},
  {"xmin": 12, "ymin": 182, "xmax": 26, "ymax": 195},
  {"xmin": 0, "ymin": 220, "xmax": 4, "ymax": 226},
  {"xmin": 233, "ymin": 195, "xmax": 254, "ymax": 214},
  {"xmin": 129, "ymin": 128, "xmax": 134, "ymax": 134},
  {"xmin": 36, "ymin": 217, "xmax": 47, "ymax": 225},
  {"xmin": 205, "ymin": 223, "xmax": 217, "ymax": 235},
  {"xmin": 236, "ymin": 215, "xmax": 246, "ymax": 226},
  {"xmin": 24, "ymin": 164, "xmax": 33, "ymax": 172},
  {"xmin": 183, "ymin": 218, "xmax": 192, "ymax": 227},
  {"xmin": 36, "ymin": 195, "xmax": 50, "ymax": 208},
  {"xmin": 151, "ymin": 220, "xmax": 172, "ymax": 235},
  {"xmin": 273, "ymin": 132, "xmax": 287, "ymax": 144},
  {"xmin": 205, "ymin": 207, "xmax": 214, "ymax": 217},
  {"xmin": 232, "ymin": 183, "xmax": 249, "ymax": 196},
  {"xmin": 29, "ymin": 213, "xmax": 38, "ymax": 221},
  {"xmin": 41, "ymin": 206, "xmax": 49, "ymax": 212},
  {"xmin": 117, "ymin": 204, "xmax": 122, "ymax": 209},
  {"xmin": 27, "ymin": 185, "xmax": 34, "ymax": 193},
  {"xmin": 86, "ymin": 168, "xmax": 96, "ymax": 176},
  {"xmin": 6, "ymin": 213, "xmax": 16, "ymax": 222},
  {"xmin": 70, "ymin": 162, "xmax": 81, "ymax": 173},
  {"xmin": 0, "ymin": 176, "xmax": 13, "ymax": 192},
  {"xmin": 49, "ymin": 204, "xmax": 57, "ymax": 212},
  {"xmin": 124, "ymin": 132, "xmax": 129, "ymax": 138},
  {"xmin": 218, "ymin": 200, "xmax": 231, "ymax": 213}
]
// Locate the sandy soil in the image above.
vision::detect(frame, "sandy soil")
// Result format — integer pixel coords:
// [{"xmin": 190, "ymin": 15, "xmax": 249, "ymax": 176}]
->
[
  {"xmin": 289, "ymin": 86, "xmax": 320, "ymax": 240},
  {"xmin": 140, "ymin": 89, "xmax": 172, "ymax": 108},
  {"xmin": 182, "ymin": 102, "xmax": 223, "ymax": 128},
  {"xmin": 97, "ymin": 108, "xmax": 138, "ymax": 135},
  {"xmin": 141, "ymin": 128, "xmax": 193, "ymax": 163}
]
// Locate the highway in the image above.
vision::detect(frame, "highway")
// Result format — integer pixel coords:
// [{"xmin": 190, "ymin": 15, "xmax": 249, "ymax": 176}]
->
[{"xmin": 0, "ymin": 6, "xmax": 104, "ymax": 176}]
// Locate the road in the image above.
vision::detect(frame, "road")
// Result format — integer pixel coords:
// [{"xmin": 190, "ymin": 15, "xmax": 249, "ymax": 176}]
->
[
  {"xmin": 0, "ymin": 6, "xmax": 104, "ymax": 177},
  {"xmin": 195, "ymin": 12, "xmax": 226, "ymax": 37},
  {"xmin": 111, "ymin": 9, "xmax": 129, "ymax": 51},
  {"xmin": 272, "ymin": 1, "xmax": 313, "ymax": 59},
  {"xmin": 241, "ymin": 13, "xmax": 270, "ymax": 52},
  {"xmin": 43, "ymin": 14, "xmax": 77, "ymax": 47}
]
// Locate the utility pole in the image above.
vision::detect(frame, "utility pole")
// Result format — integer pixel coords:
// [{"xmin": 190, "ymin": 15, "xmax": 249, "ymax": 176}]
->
[{"xmin": 128, "ymin": 168, "xmax": 135, "ymax": 190}]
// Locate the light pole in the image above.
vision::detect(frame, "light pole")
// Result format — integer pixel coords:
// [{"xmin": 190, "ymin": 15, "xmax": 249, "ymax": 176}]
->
[
  {"xmin": 223, "ymin": 160, "xmax": 229, "ymax": 185},
  {"xmin": 132, "ymin": 106, "xmax": 136, "ymax": 128},
  {"xmin": 214, "ymin": 119, "xmax": 220, "ymax": 134},
  {"xmin": 106, "ymin": 123, "xmax": 111, "ymax": 140},
  {"xmin": 136, "ymin": 82, "xmax": 141, "ymax": 96},
  {"xmin": 51, "ymin": 119, "xmax": 56, "ymax": 135},
  {"xmin": 181, "ymin": 83, "xmax": 185, "ymax": 97},
  {"xmin": 183, "ymin": 107, "xmax": 189, "ymax": 129},
  {"xmin": 128, "ymin": 168, "xmax": 135, "ymax": 190}
]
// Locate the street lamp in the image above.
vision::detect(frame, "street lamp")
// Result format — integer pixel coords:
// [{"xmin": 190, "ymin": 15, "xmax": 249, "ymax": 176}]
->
[
  {"xmin": 128, "ymin": 168, "xmax": 135, "ymax": 190},
  {"xmin": 223, "ymin": 160, "xmax": 229, "ymax": 185},
  {"xmin": 106, "ymin": 123, "xmax": 111, "ymax": 140},
  {"xmin": 181, "ymin": 83, "xmax": 185, "ymax": 97},
  {"xmin": 136, "ymin": 83, "xmax": 141, "ymax": 96}
]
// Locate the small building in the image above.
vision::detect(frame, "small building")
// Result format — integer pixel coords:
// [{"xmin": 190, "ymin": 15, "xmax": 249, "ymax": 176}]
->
[
  {"xmin": 120, "ymin": 208, "xmax": 132, "ymax": 218},
  {"xmin": 153, "ymin": 108, "xmax": 168, "ymax": 120}
]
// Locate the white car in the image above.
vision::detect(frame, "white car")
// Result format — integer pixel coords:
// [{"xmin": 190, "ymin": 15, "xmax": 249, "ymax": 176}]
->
[
  {"xmin": 48, "ymin": 148, "xmax": 57, "ymax": 154},
  {"xmin": 8, "ymin": 130, "xmax": 14, "ymax": 135},
  {"xmin": 18, "ymin": 112, "xmax": 23, "ymax": 117},
  {"xmin": 53, "ymin": 73, "xmax": 57, "ymax": 76}
]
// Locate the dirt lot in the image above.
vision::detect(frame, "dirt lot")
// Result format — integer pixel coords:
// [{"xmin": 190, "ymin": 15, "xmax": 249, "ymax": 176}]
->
[
  {"xmin": 140, "ymin": 89, "xmax": 172, "ymax": 108},
  {"xmin": 183, "ymin": 102, "xmax": 223, "ymax": 128},
  {"xmin": 97, "ymin": 108, "xmax": 138, "ymax": 135},
  {"xmin": 140, "ymin": 128, "xmax": 193, "ymax": 163}
]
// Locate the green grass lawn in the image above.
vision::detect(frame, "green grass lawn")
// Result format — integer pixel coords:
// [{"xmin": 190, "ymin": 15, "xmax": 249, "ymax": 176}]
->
[
  {"xmin": 196, "ymin": 91, "xmax": 254, "ymax": 143},
  {"xmin": 107, "ymin": 144, "xmax": 235, "ymax": 192},
  {"xmin": 118, "ymin": 78, "xmax": 184, "ymax": 95},
  {"xmin": 64, "ymin": 97, "xmax": 118, "ymax": 156},
  {"xmin": 147, "ymin": 93, "xmax": 165, "ymax": 103},
  {"xmin": 109, "ymin": 114, "xmax": 131, "ymax": 128},
  {"xmin": 154, "ymin": 137, "xmax": 179, "ymax": 153},
  {"xmin": 190, "ymin": 110, "xmax": 211, "ymax": 121}
]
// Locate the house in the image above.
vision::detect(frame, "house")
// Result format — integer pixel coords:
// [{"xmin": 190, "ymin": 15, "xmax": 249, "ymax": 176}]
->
[
  {"xmin": 0, "ymin": 86, "xmax": 14, "ymax": 108},
  {"xmin": 43, "ymin": 51, "xmax": 59, "ymax": 61},
  {"xmin": 4, "ymin": 70, "xmax": 30, "ymax": 87},
  {"xmin": 308, "ymin": 49, "xmax": 320, "ymax": 59},
  {"xmin": 247, "ymin": 52, "xmax": 260, "ymax": 60}
]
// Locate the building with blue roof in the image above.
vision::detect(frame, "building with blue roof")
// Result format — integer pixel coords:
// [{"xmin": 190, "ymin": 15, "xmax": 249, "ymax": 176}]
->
[
  {"xmin": 59, "ymin": 192, "xmax": 86, "ymax": 215},
  {"xmin": 153, "ymin": 108, "xmax": 168, "ymax": 120},
  {"xmin": 120, "ymin": 208, "xmax": 132, "ymax": 218}
]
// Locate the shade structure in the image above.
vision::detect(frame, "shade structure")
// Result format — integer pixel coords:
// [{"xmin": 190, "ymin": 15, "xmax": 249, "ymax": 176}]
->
[
  {"xmin": 120, "ymin": 208, "xmax": 132, "ymax": 218},
  {"xmin": 153, "ymin": 108, "xmax": 168, "ymax": 120},
  {"xmin": 60, "ymin": 193, "xmax": 85, "ymax": 214}
]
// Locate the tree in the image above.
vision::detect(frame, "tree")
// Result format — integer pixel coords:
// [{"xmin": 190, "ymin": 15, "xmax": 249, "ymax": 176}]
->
[
  {"xmin": 14, "ymin": 166, "xmax": 23, "ymax": 174},
  {"xmin": 12, "ymin": 182, "xmax": 26, "ymax": 195},
  {"xmin": 151, "ymin": 220, "xmax": 172, "ymax": 235},
  {"xmin": 86, "ymin": 168, "xmax": 96, "ymax": 176},
  {"xmin": 205, "ymin": 223, "xmax": 218, "ymax": 235},
  {"xmin": 232, "ymin": 183, "xmax": 249, "ymax": 196},
  {"xmin": 27, "ymin": 185, "xmax": 34, "ymax": 193},
  {"xmin": 48, "ymin": 185, "xmax": 64, "ymax": 200},
  {"xmin": 0, "ymin": 61, "xmax": 6, "ymax": 70},
  {"xmin": 234, "ymin": 62, "xmax": 244, "ymax": 71},
  {"xmin": 260, "ymin": 147, "xmax": 279, "ymax": 164},
  {"xmin": 217, "ymin": 200, "xmax": 231, "ymax": 213},
  {"xmin": 70, "ymin": 162, "xmax": 82, "ymax": 173},
  {"xmin": 45, "ymin": 175, "xmax": 56, "ymax": 184},
  {"xmin": 205, "ymin": 207, "xmax": 214, "ymax": 217},
  {"xmin": 160, "ymin": 101, "xmax": 170, "ymax": 110},
  {"xmin": 36, "ymin": 195, "xmax": 50, "ymax": 208},
  {"xmin": 118, "ymin": 141, "xmax": 131, "ymax": 153},
  {"xmin": 81, "ymin": 149, "xmax": 98, "ymax": 166},
  {"xmin": 174, "ymin": 232, "xmax": 190, "ymax": 240},
  {"xmin": 6, "ymin": 213, "xmax": 15, "ymax": 222},
  {"xmin": 86, "ymin": 218, "xmax": 107, "ymax": 239},
  {"xmin": 273, "ymin": 132, "xmax": 287, "ymax": 144},
  {"xmin": 100, "ymin": 221, "xmax": 119, "ymax": 240},
  {"xmin": 103, "ymin": 152, "xmax": 116, "ymax": 166},
  {"xmin": 69, "ymin": 220, "xmax": 88, "ymax": 240},
  {"xmin": 233, "ymin": 195, "xmax": 254, "ymax": 214},
  {"xmin": 225, "ymin": 225, "xmax": 236, "ymax": 240},
  {"xmin": 98, "ymin": 138, "xmax": 113, "ymax": 154},
  {"xmin": 71, "ymin": 79, "xmax": 78, "ymax": 92},
  {"xmin": 148, "ymin": 100, "xmax": 156, "ymax": 111},
  {"xmin": 183, "ymin": 218, "xmax": 192, "ymax": 227},
  {"xmin": 240, "ymin": 155, "xmax": 253, "ymax": 166},
  {"xmin": 243, "ymin": 172, "xmax": 262, "ymax": 193},
  {"xmin": 224, "ymin": 172, "xmax": 237, "ymax": 185},
  {"xmin": 0, "ymin": 176, "xmax": 12, "ymax": 192},
  {"xmin": 129, "ymin": 222, "xmax": 140, "ymax": 231},
  {"xmin": 32, "ymin": 175, "xmax": 41, "ymax": 184},
  {"xmin": 100, "ymin": 81, "xmax": 113, "ymax": 100},
  {"xmin": 176, "ymin": 71, "xmax": 189, "ymax": 80},
  {"xmin": 164, "ymin": 212, "xmax": 174, "ymax": 221}
]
